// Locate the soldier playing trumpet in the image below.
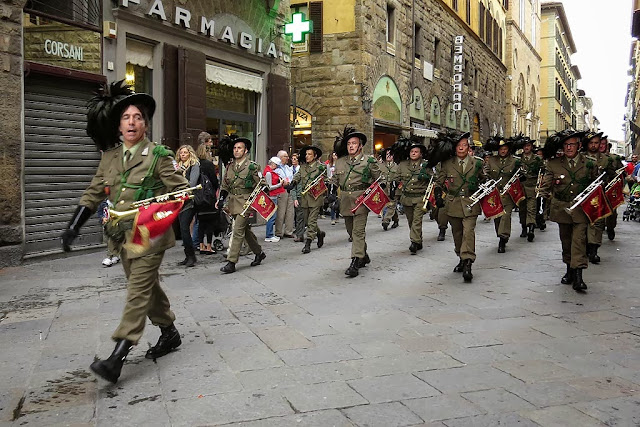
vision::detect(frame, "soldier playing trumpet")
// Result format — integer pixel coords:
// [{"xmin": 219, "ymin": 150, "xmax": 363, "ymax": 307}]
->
[
  {"xmin": 539, "ymin": 130, "xmax": 598, "ymax": 293},
  {"xmin": 516, "ymin": 136, "xmax": 544, "ymax": 242}
]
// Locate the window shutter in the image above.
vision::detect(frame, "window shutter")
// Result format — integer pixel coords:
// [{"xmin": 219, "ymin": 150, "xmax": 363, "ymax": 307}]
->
[
  {"xmin": 267, "ymin": 74, "xmax": 291, "ymax": 157},
  {"xmin": 163, "ymin": 43, "xmax": 179, "ymax": 151},
  {"xmin": 178, "ymin": 47, "xmax": 206, "ymax": 145},
  {"xmin": 309, "ymin": 2, "xmax": 323, "ymax": 53}
]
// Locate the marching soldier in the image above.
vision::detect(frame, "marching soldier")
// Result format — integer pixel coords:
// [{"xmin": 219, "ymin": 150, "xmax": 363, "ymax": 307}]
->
[
  {"xmin": 539, "ymin": 130, "xmax": 598, "ymax": 293},
  {"xmin": 483, "ymin": 136, "xmax": 520, "ymax": 253},
  {"xmin": 433, "ymin": 162, "xmax": 449, "ymax": 241},
  {"xmin": 330, "ymin": 126, "xmax": 381, "ymax": 277},
  {"xmin": 517, "ymin": 136, "xmax": 544, "ymax": 242},
  {"xmin": 582, "ymin": 131, "xmax": 616, "ymax": 264},
  {"xmin": 379, "ymin": 149, "xmax": 400, "ymax": 231},
  {"xmin": 434, "ymin": 131, "xmax": 486, "ymax": 282},
  {"xmin": 288, "ymin": 145, "xmax": 327, "ymax": 254},
  {"xmin": 395, "ymin": 139, "xmax": 433, "ymax": 254},
  {"xmin": 60, "ymin": 81, "xmax": 189, "ymax": 383},
  {"xmin": 602, "ymin": 135, "xmax": 624, "ymax": 240},
  {"xmin": 217, "ymin": 136, "xmax": 267, "ymax": 273}
]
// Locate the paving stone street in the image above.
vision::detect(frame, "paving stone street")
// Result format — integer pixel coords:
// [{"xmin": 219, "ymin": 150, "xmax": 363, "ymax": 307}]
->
[{"xmin": 1, "ymin": 211, "xmax": 640, "ymax": 426}]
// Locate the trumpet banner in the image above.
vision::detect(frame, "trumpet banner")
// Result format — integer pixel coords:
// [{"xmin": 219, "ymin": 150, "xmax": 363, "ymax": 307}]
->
[
  {"xmin": 507, "ymin": 179, "xmax": 525, "ymax": 205},
  {"xmin": 125, "ymin": 200, "xmax": 184, "ymax": 254},
  {"xmin": 480, "ymin": 188, "xmax": 505, "ymax": 220},
  {"xmin": 250, "ymin": 190, "xmax": 277, "ymax": 220},
  {"xmin": 308, "ymin": 179, "xmax": 328, "ymax": 200},
  {"xmin": 580, "ymin": 185, "xmax": 612, "ymax": 225},
  {"xmin": 362, "ymin": 182, "xmax": 390, "ymax": 215},
  {"xmin": 605, "ymin": 178, "xmax": 625, "ymax": 210}
]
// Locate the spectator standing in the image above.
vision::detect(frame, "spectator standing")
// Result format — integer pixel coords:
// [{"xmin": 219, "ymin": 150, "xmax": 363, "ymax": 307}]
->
[
  {"xmin": 275, "ymin": 150, "xmax": 295, "ymax": 238},
  {"xmin": 195, "ymin": 143, "xmax": 219, "ymax": 254},
  {"xmin": 177, "ymin": 145, "xmax": 200, "ymax": 267},
  {"xmin": 263, "ymin": 157, "xmax": 283, "ymax": 242},
  {"xmin": 326, "ymin": 152, "xmax": 339, "ymax": 225}
]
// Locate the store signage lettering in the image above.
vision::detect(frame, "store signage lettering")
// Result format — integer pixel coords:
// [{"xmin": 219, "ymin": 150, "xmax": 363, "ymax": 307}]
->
[
  {"xmin": 452, "ymin": 35, "xmax": 464, "ymax": 112},
  {"xmin": 121, "ymin": 0, "xmax": 287, "ymax": 61},
  {"xmin": 44, "ymin": 39, "xmax": 84, "ymax": 61}
]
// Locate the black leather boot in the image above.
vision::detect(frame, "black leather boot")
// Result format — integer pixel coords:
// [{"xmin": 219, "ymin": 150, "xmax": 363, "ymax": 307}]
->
[
  {"xmin": 453, "ymin": 258, "xmax": 464, "ymax": 273},
  {"xmin": 382, "ymin": 222, "xmax": 389, "ymax": 231},
  {"xmin": 437, "ymin": 228, "xmax": 446, "ymax": 241},
  {"xmin": 520, "ymin": 225, "xmax": 527, "ymax": 238},
  {"xmin": 250, "ymin": 251, "xmax": 266, "ymax": 266},
  {"xmin": 359, "ymin": 252, "xmax": 371, "ymax": 267},
  {"xmin": 317, "ymin": 231, "xmax": 325, "ymax": 248},
  {"xmin": 527, "ymin": 224, "xmax": 535, "ymax": 242},
  {"xmin": 220, "ymin": 261, "xmax": 236, "ymax": 273},
  {"xmin": 462, "ymin": 259, "xmax": 473, "ymax": 282},
  {"xmin": 90, "ymin": 339, "xmax": 133, "ymax": 383},
  {"xmin": 573, "ymin": 268, "xmax": 587, "ymax": 293},
  {"xmin": 302, "ymin": 239, "xmax": 312, "ymax": 254},
  {"xmin": 345, "ymin": 257, "xmax": 360, "ymax": 277},
  {"xmin": 145, "ymin": 324, "xmax": 182, "ymax": 359},
  {"xmin": 588, "ymin": 244, "xmax": 600, "ymax": 264},
  {"xmin": 498, "ymin": 237, "xmax": 507, "ymax": 253},
  {"xmin": 409, "ymin": 242, "xmax": 418, "ymax": 254},
  {"xmin": 184, "ymin": 246, "xmax": 196, "ymax": 268},
  {"xmin": 561, "ymin": 265, "xmax": 574, "ymax": 285},
  {"xmin": 607, "ymin": 228, "xmax": 615, "ymax": 241}
]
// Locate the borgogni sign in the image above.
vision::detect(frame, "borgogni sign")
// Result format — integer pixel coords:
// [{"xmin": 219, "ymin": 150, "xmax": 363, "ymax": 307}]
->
[
  {"xmin": 452, "ymin": 35, "xmax": 464, "ymax": 112},
  {"xmin": 120, "ymin": 0, "xmax": 289, "ymax": 62}
]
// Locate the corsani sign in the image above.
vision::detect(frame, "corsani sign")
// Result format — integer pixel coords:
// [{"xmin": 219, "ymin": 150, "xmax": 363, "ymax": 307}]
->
[
  {"xmin": 452, "ymin": 35, "xmax": 464, "ymax": 112},
  {"xmin": 120, "ymin": 0, "xmax": 289, "ymax": 62}
]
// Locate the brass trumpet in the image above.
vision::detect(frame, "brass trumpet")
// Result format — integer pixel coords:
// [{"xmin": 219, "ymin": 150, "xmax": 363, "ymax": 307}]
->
[
  {"xmin": 534, "ymin": 169, "xmax": 544, "ymax": 198},
  {"xmin": 301, "ymin": 172, "xmax": 326, "ymax": 196},
  {"xmin": 422, "ymin": 175, "xmax": 435, "ymax": 209},
  {"xmin": 130, "ymin": 184, "xmax": 202, "ymax": 208},
  {"xmin": 500, "ymin": 167, "xmax": 522, "ymax": 196},
  {"xmin": 564, "ymin": 171, "xmax": 606, "ymax": 214},
  {"xmin": 240, "ymin": 180, "xmax": 267, "ymax": 217},
  {"xmin": 605, "ymin": 166, "xmax": 627, "ymax": 192},
  {"xmin": 466, "ymin": 177, "xmax": 502, "ymax": 211}
]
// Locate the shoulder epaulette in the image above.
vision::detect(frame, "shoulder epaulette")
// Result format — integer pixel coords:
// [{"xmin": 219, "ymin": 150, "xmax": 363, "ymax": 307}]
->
[
  {"xmin": 318, "ymin": 163, "xmax": 326, "ymax": 171},
  {"xmin": 512, "ymin": 155, "xmax": 521, "ymax": 160},
  {"xmin": 585, "ymin": 155, "xmax": 597, "ymax": 162},
  {"xmin": 105, "ymin": 143, "xmax": 122, "ymax": 152},
  {"xmin": 248, "ymin": 162, "xmax": 257, "ymax": 171},
  {"xmin": 152, "ymin": 145, "xmax": 174, "ymax": 157},
  {"xmin": 473, "ymin": 156, "xmax": 483, "ymax": 161},
  {"xmin": 367, "ymin": 156, "xmax": 376, "ymax": 164}
]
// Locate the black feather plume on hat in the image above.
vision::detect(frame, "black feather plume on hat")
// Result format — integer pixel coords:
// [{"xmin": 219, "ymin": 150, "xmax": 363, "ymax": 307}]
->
[
  {"xmin": 389, "ymin": 137, "xmax": 414, "ymax": 164},
  {"xmin": 483, "ymin": 134, "xmax": 510, "ymax": 152},
  {"xmin": 333, "ymin": 125, "xmax": 355, "ymax": 158},
  {"xmin": 428, "ymin": 130, "xmax": 462, "ymax": 168},
  {"xmin": 86, "ymin": 79, "xmax": 133, "ymax": 152},
  {"xmin": 218, "ymin": 135, "xmax": 236, "ymax": 166}
]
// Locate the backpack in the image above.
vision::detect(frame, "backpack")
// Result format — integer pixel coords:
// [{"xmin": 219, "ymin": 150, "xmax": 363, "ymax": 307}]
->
[{"xmin": 194, "ymin": 172, "xmax": 216, "ymax": 208}]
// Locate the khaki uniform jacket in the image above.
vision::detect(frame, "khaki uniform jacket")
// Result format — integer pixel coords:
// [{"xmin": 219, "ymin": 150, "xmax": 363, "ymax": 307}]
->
[
  {"xmin": 539, "ymin": 153, "xmax": 598, "ymax": 224},
  {"xmin": 520, "ymin": 153, "xmax": 544, "ymax": 197},
  {"xmin": 436, "ymin": 155, "xmax": 486, "ymax": 218},
  {"xmin": 330, "ymin": 153, "xmax": 381, "ymax": 216},
  {"xmin": 484, "ymin": 155, "xmax": 520, "ymax": 192},
  {"xmin": 292, "ymin": 161, "xmax": 326, "ymax": 208},
  {"xmin": 589, "ymin": 152, "xmax": 618, "ymax": 184},
  {"xmin": 221, "ymin": 157, "xmax": 262, "ymax": 215},
  {"xmin": 396, "ymin": 159, "xmax": 432, "ymax": 206},
  {"xmin": 79, "ymin": 138, "xmax": 189, "ymax": 258}
]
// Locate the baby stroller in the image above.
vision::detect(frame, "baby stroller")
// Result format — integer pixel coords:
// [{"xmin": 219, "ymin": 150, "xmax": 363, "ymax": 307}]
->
[
  {"xmin": 211, "ymin": 209, "xmax": 232, "ymax": 252},
  {"xmin": 623, "ymin": 183, "xmax": 640, "ymax": 221}
]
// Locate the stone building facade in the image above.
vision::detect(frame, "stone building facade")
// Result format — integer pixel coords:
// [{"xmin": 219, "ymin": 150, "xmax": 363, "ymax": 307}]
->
[
  {"xmin": 290, "ymin": 0, "xmax": 508, "ymax": 156},
  {"xmin": 504, "ymin": 0, "xmax": 541, "ymax": 140}
]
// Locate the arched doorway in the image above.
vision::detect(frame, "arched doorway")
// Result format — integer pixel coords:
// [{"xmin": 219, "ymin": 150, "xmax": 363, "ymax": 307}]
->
[{"xmin": 373, "ymin": 76, "xmax": 402, "ymax": 153}]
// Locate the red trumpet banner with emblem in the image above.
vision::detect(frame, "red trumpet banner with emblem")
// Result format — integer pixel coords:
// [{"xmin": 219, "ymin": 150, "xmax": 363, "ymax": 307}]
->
[
  {"xmin": 480, "ymin": 188, "xmax": 505, "ymax": 220},
  {"xmin": 251, "ymin": 190, "xmax": 277, "ymax": 221},
  {"xmin": 605, "ymin": 178, "xmax": 625, "ymax": 210},
  {"xmin": 580, "ymin": 185, "xmax": 612, "ymax": 224},
  {"xmin": 309, "ymin": 179, "xmax": 328, "ymax": 200},
  {"xmin": 507, "ymin": 179, "xmax": 525, "ymax": 205},
  {"xmin": 125, "ymin": 200, "xmax": 185, "ymax": 255},
  {"xmin": 362, "ymin": 182, "xmax": 390, "ymax": 215},
  {"xmin": 428, "ymin": 187, "xmax": 436, "ymax": 207}
]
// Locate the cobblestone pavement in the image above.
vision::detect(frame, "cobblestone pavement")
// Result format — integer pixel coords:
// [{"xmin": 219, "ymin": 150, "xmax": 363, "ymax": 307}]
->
[{"xmin": 1, "ymin": 211, "xmax": 640, "ymax": 426}]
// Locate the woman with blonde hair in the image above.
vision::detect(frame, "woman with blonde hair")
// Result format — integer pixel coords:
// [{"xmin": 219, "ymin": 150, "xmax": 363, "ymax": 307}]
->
[
  {"xmin": 195, "ymin": 142, "xmax": 219, "ymax": 254},
  {"xmin": 177, "ymin": 144, "xmax": 200, "ymax": 267}
]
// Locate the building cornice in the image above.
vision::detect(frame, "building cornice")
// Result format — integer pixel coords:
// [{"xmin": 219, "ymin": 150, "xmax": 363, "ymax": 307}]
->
[{"xmin": 541, "ymin": 2, "xmax": 577, "ymax": 53}]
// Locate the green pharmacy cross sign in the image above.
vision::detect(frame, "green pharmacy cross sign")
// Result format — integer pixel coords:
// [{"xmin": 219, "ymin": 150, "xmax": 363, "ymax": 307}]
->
[{"xmin": 285, "ymin": 12, "xmax": 313, "ymax": 43}]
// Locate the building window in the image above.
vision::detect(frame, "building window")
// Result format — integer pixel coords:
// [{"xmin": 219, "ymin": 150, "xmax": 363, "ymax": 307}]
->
[
  {"xmin": 466, "ymin": 0, "xmax": 471, "ymax": 24},
  {"xmin": 386, "ymin": 4, "xmax": 395, "ymax": 45},
  {"xmin": 434, "ymin": 37, "xmax": 440, "ymax": 69},
  {"xmin": 414, "ymin": 23, "xmax": 421, "ymax": 60},
  {"xmin": 24, "ymin": 0, "xmax": 100, "ymax": 29},
  {"xmin": 452, "ymin": 0, "xmax": 459, "ymax": 11},
  {"xmin": 519, "ymin": 0, "xmax": 526, "ymax": 31},
  {"xmin": 479, "ymin": 3, "xmax": 485, "ymax": 40},
  {"xmin": 474, "ymin": 69, "xmax": 479, "ymax": 92},
  {"xmin": 486, "ymin": 10, "xmax": 492, "ymax": 48},
  {"xmin": 309, "ymin": 2, "xmax": 323, "ymax": 53},
  {"xmin": 503, "ymin": 0, "xmax": 509, "ymax": 9}
]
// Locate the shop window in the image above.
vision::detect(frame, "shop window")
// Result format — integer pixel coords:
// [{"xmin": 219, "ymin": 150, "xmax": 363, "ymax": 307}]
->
[
  {"xmin": 206, "ymin": 82, "xmax": 256, "ymax": 115},
  {"xmin": 25, "ymin": 0, "xmax": 100, "ymax": 29},
  {"xmin": 126, "ymin": 39, "xmax": 154, "ymax": 94}
]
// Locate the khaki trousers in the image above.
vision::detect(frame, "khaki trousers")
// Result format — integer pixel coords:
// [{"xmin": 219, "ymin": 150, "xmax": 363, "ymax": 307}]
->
[
  {"xmin": 404, "ymin": 203, "xmax": 426, "ymax": 243},
  {"xmin": 606, "ymin": 209, "xmax": 617, "ymax": 230},
  {"xmin": 112, "ymin": 251, "xmax": 175, "ymax": 344},
  {"xmin": 587, "ymin": 219, "xmax": 605, "ymax": 246},
  {"xmin": 275, "ymin": 191, "xmax": 294, "ymax": 237},
  {"xmin": 494, "ymin": 195, "xmax": 515, "ymax": 239},
  {"xmin": 382, "ymin": 200, "xmax": 398, "ymax": 225},
  {"xmin": 518, "ymin": 195, "xmax": 537, "ymax": 226},
  {"xmin": 227, "ymin": 214, "xmax": 262, "ymax": 263},
  {"xmin": 436, "ymin": 205, "xmax": 448, "ymax": 230},
  {"xmin": 448, "ymin": 215, "xmax": 478, "ymax": 261},
  {"xmin": 344, "ymin": 213, "xmax": 368, "ymax": 258},
  {"xmin": 303, "ymin": 205, "xmax": 322, "ymax": 241},
  {"xmin": 558, "ymin": 222, "xmax": 588, "ymax": 268}
]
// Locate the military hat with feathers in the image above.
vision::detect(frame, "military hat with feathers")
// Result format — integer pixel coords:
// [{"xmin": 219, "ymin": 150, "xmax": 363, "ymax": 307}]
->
[
  {"xmin": 389, "ymin": 136, "xmax": 428, "ymax": 164},
  {"xmin": 298, "ymin": 145, "xmax": 323, "ymax": 163},
  {"xmin": 333, "ymin": 125, "xmax": 367, "ymax": 158},
  {"xmin": 510, "ymin": 133, "xmax": 537, "ymax": 152},
  {"xmin": 428, "ymin": 130, "xmax": 470, "ymax": 168},
  {"xmin": 542, "ymin": 129, "xmax": 584, "ymax": 159},
  {"xmin": 581, "ymin": 130, "xmax": 603, "ymax": 151},
  {"xmin": 86, "ymin": 79, "xmax": 155, "ymax": 152},
  {"xmin": 218, "ymin": 134, "xmax": 252, "ymax": 166},
  {"xmin": 483, "ymin": 134, "xmax": 512, "ymax": 152}
]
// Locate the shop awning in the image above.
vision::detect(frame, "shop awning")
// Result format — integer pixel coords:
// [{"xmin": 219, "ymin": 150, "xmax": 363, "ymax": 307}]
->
[
  {"xmin": 126, "ymin": 40, "xmax": 154, "ymax": 69},
  {"xmin": 205, "ymin": 64, "xmax": 263, "ymax": 93},
  {"xmin": 412, "ymin": 127, "xmax": 438, "ymax": 138}
]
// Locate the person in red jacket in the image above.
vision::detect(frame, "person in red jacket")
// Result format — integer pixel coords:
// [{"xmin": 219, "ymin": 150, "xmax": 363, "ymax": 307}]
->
[{"xmin": 263, "ymin": 157, "xmax": 284, "ymax": 242}]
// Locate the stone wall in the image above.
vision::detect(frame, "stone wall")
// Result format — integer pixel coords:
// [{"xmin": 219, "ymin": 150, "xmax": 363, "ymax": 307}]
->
[
  {"xmin": 0, "ymin": 0, "xmax": 25, "ymax": 267},
  {"xmin": 291, "ymin": 0, "xmax": 507, "ymax": 156}
]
